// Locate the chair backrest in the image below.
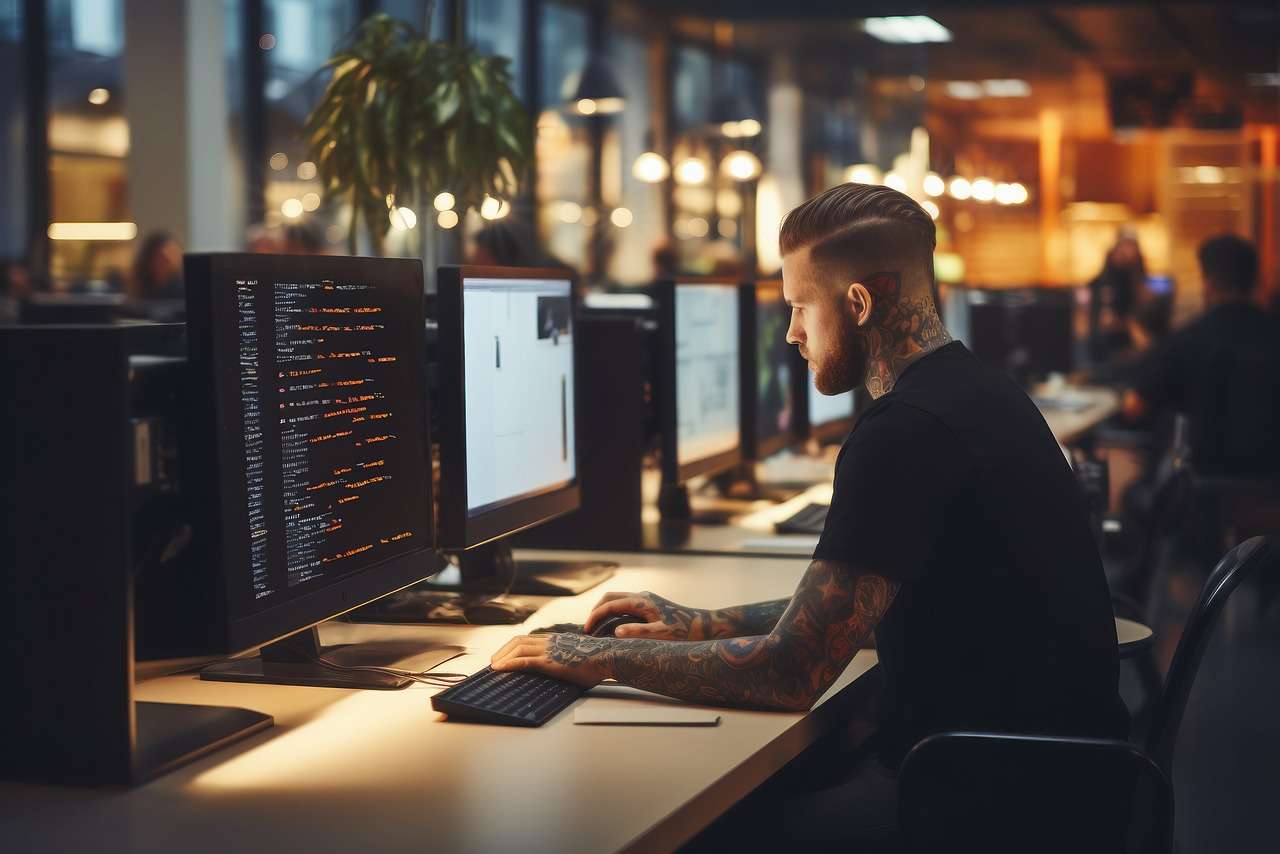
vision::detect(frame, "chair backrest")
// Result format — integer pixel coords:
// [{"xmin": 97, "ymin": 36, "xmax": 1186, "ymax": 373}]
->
[
  {"xmin": 899, "ymin": 732, "xmax": 1172, "ymax": 854},
  {"xmin": 1146, "ymin": 536, "xmax": 1278, "ymax": 775}
]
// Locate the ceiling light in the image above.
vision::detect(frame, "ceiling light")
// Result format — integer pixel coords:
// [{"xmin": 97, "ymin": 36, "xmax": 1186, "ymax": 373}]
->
[
  {"xmin": 47, "ymin": 221, "xmax": 137, "ymax": 241},
  {"xmin": 945, "ymin": 81, "xmax": 983, "ymax": 100},
  {"xmin": 570, "ymin": 57, "xmax": 626, "ymax": 114},
  {"xmin": 971, "ymin": 178, "xmax": 996, "ymax": 202},
  {"xmin": 947, "ymin": 176, "xmax": 972, "ymax": 200},
  {"xmin": 736, "ymin": 118, "xmax": 762, "ymax": 137},
  {"xmin": 861, "ymin": 16, "xmax": 952, "ymax": 45},
  {"xmin": 983, "ymin": 79, "xmax": 1031, "ymax": 98},
  {"xmin": 1008, "ymin": 183, "xmax": 1029, "ymax": 204},
  {"xmin": 995, "ymin": 183, "xmax": 1018, "ymax": 205},
  {"xmin": 923, "ymin": 172, "xmax": 945, "ymax": 197},
  {"xmin": 87, "ymin": 88, "xmax": 110, "ymax": 105},
  {"xmin": 721, "ymin": 150, "xmax": 762, "ymax": 182},
  {"xmin": 674, "ymin": 157, "xmax": 709, "ymax": 186},
  {"xmin": 632, "ymin": 152, "xmax": 670, "ymax": 183}
]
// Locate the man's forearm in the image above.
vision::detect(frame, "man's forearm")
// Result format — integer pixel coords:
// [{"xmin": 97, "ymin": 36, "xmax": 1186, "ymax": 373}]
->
[
  {"xmin": 547, "ymin": 632, "xmax": 817, "ymax": 711},
  {"xmin": 706, "ymin": 599, "xmax": 790, "ymax": 638}
]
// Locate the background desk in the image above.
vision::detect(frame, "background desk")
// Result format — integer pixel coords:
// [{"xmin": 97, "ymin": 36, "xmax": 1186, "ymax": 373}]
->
[{"xmin": 0, "ymin": 551, "xmax": 877, "ymax": 854}]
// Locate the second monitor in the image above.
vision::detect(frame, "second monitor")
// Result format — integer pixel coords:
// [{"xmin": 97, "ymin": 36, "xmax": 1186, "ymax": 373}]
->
[
  {"xmin": 655, "ymin": 278, "xmax": 743, "ymax": 519},
  {"xmin": 433, "ymin": 266, "xmax": 614, "ymax": 595}
]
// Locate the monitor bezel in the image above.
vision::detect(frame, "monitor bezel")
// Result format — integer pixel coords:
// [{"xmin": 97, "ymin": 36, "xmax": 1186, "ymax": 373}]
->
[
  {"xmin": 655, "ymin": 277, "xmax": 745, "ymax": 485},
  {"xmin": 184, "ymin": 252, "xmax": 437, "ymax": 656},
  {"xmin": 435, "ymin": 265, "xmax": 583, "ymax": 551},
  {"xmin": 740, "ymin": 280, "xmax": 803, "ymax": 462}
]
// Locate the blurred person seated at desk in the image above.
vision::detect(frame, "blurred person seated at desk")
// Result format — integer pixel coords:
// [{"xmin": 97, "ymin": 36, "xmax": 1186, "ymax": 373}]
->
[
  {"xmin": 1123, "ymin": 234, "xmax": 1280, "ymax": 478},
  {"xmin": 491, "ymin": 184, "xmax": 1127, "ymax": 848},
  {"xmin": 467, "ymin": 218, "xmax": 565, "ymax": 268},
  {"xmin": 129, "ymin": 231, "xmax": 184, "ymax": 300}
]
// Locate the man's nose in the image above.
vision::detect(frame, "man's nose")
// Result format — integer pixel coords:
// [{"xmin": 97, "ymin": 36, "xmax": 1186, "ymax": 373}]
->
[{"xmin": 786, "ymin": 312, "xmax": 803, "ymax": 345}]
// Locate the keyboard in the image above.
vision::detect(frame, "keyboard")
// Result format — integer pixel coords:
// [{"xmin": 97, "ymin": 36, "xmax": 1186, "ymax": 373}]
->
[
  {"xmin": 431, "ymin": 667, "xmax": 584, "ymax": 726},
  {"xmin": 774, "ymin": 502, "xmax": 830, "ymax": 535}
]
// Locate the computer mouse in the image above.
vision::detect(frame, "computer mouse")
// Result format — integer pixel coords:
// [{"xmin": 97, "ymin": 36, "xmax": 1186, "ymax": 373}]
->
[
  {"xmin": 591, "ymin": 614, "xmax": 647, "ymax": 638},
  {"xmin": 464, "ymin": 599, "xmax": 535, "ymax": 625}
]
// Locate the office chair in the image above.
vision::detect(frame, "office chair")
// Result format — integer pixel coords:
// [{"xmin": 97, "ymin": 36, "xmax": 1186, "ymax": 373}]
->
[
  {"xmin": 1142, "ymin": 535, "xmax": 1279, "ymax": 851},
  {"xmin": 898, "ymin": 731, "xmax": 1171, "ymax": 853}
]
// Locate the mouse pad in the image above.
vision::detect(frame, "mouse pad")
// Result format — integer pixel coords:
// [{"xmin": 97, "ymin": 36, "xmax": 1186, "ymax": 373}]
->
[{"xmin": 573, "ymin": 704, "xmax": 721, "ymax": 726}]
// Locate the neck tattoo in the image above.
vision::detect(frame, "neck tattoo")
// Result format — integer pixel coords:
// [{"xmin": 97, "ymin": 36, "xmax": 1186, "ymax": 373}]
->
[{"xmin": 860, "ymin": 273, "xmax": 952, "ymax": 398}]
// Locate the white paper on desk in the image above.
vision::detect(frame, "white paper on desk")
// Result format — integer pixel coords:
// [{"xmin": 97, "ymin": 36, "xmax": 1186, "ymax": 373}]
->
[
  {"xmin": 741, "ymin": 536, "xmax": 819, "ymax": 552},
  {"xmin": 574, "ymin": 705, "xmax": 720, "ymax": 727}
]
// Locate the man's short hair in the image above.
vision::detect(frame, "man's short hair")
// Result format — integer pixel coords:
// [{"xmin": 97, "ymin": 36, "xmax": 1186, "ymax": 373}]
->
[
  {"xmin": 1198, "ymin": 234, "xmax": 1257, "ymax": 295},
  {"xmin": 779, "ymin": 183, "xmax": 936, "ymax": 276}
]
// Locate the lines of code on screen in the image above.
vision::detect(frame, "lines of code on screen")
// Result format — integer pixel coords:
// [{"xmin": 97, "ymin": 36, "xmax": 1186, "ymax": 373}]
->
[{"xmin": 233, "ymin": 276, "xmax": 424, "ymax": 605}]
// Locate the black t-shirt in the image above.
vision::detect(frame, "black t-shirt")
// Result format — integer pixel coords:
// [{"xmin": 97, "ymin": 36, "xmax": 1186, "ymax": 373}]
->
[
  {"xmin": 814, "ymin": 342, "xmax": 1128, "ymax": 766},
  {"xmin": 1134, "ymin": 302, "xmax": 1280, "ymax": 477}
]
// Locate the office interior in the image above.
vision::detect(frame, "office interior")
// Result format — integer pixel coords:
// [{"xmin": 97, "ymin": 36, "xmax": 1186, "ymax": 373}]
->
[{"xmin": 1, "ymin": 1, "xmax": 1278, "ymax": 851}]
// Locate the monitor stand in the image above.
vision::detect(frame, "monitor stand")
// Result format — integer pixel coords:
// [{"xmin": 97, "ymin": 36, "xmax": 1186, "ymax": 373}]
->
[
  {"xmin": 711, "ymin": 463, "xmax": 805, "ymax": 504},
  {"xmin": 200, "ymin": 626, "xmax": 464, "ymax": 690},
  {"xmin": 425, "ymin": 540, "xmax": 618, "ymax": 598}
]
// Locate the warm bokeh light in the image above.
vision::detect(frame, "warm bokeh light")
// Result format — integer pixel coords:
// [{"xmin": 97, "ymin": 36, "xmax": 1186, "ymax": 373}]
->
[
  {"xmin": 47, "ymin": 221, "xmax": 137, "ymax": 241},
  {"xmin": 437, "ymin": 210, "xmax": 459, "ymax": 229},
  {"xmin": 269, "ymin": 152, "xmax": 288, "ymax": 171},
  {"xmin": 281, "ymin": 198, "xmax": 304, "ymax": 219},
  {"xmin": 921, "ymin": 200, "xmax": 941, "ymax": 219},
  {"xmin": 480, "ymin": 196, "xmax": 509, "ymax": 220},
  {"xmin": 687, "ymin": 217, "xmax": 710, "ymax": 238},
  {"xmin": 884, "ymin": 172, "xmax": 907, "ymax": 193},
  {"xmin": 556, "ymin": 201, "xmax": 583, "ymax": 224},
  {"xmin": 721, "ymin": 150, "xmax": 762, "ymax": 182},
  {"xmin": 296, "ymin": 161, "xmax": 317, "ymax": 181},
  {"xmin": 674, "ymin": 157, "xmax": 709, "ymax": 186},
  {"xmin": 947, "ymin": 176, "xmax": 972, "ymax": 200},
  {"xmin": 971, "ymin": 178, "xmax": 996, "ymax": 202},
  {"xmin": 923, "ymin": 172, "xmax": 945, "ymax": 197},
  {"xmin": 610, "ymin": 207, "xmax": 633, "ymax": 228},
  {"xmin": 632, "ymin": 152, "xmax": 670, "ymax": 183},
  {"xmin": 433, "ymin": 192, "xmax": 456, "ymax": 212},
  {"xmin": 301, "ymin": 192, "xmax": 321, "ymax": 212},
  {"xmin": 575, "ymin": 98, "xmax": 597, "ymax": 115},
  {"xmin": 845, "ymin": 164, "xmax": 882, "ymax": 185},
  {"xmin": 87, "ymin": 88, "xmax": 110, "ymax": 105}
]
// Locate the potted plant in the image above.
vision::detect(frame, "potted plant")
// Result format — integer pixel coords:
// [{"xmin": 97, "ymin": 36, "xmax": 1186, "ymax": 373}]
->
[{"xmin": 302, "ymin": 11, "xmax": 533, "ymax": 254}]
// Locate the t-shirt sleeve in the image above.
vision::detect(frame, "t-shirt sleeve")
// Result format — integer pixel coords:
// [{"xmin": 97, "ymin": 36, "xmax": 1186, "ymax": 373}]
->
[{"xmin": 813, "ymin": 403, "xmax": 967, "ymax": 583}]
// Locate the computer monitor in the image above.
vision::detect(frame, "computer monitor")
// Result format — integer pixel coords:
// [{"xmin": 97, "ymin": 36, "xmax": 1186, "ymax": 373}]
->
[
  {"xmin": 177, "ymin": 253, "xmax": 441, "ymax": 689},
  {"xmin": 654, "ymin": 279, "xmax": 743, "ymax": 518},
  {"xmin": 741, "ymin": 280, "xmax": 801, "ymax": 462},
  {"xmin": 19, "ymin": 293, "xmax": 126, "ymax": 324},
  {"xmin": 805, "ymin": 372, "xmax": 857, "ymax": 442},
  {"xmin": 433, "ymin": 265, "xmax": 614, "ymax": 595}
]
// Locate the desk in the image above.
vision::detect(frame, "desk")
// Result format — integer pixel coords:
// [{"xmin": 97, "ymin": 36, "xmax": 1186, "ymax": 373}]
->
[
  {"xmin": 1033, "ymin": 384, "xmax": 1120, "ymax": 446},
  {"xmin": 0, "ymin": 551, "xmax": 878, "ymax": 854}
]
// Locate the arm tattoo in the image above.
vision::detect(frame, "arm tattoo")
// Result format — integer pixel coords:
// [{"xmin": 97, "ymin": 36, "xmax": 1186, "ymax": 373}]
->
[
  {"xmin": 709, "ymin": 599, "xmax": 790, "ymax": 638},
  {"xmin": 861, "ymin": 272, "xmax": 951, "ymax": 398},
  {"xmin": 547, "ymin": 561, "xmax": 898, "ymax": 711}
]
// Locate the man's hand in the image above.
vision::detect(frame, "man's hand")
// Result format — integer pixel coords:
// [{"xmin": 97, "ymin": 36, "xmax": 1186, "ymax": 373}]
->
[
  {"xmin": 490, "ymin": 633, "xmax": 613, "ymax": 688},
  {"xmin": 584, "ymin": 591, "xmax": 712, "ymax": 640}
]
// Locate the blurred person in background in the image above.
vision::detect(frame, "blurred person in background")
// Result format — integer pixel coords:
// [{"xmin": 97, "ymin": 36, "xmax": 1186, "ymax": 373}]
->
[
  {"xmin": 1, "ymin": 260, "xmax": 34, "ymax": 323},
  {"xmin": 1123, "ymin": 234, "xmax": 1280, "ymax": 477},
  {"xmin": 466, "ymin": 219, "xmax": 564, "ymax": 268},
  {"xmin": 1087, "ymin": 232, "xmax": 1147, "ymax": 367},
  {"xmin": 129, "ymin": 232, "xmax": 184, "ymax": 300},
  {"xmin": 282, "ymin": 224, "xmax": 326, "ymax": 255}
]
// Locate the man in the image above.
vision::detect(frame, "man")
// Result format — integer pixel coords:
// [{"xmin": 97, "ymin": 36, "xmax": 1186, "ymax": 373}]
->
[
  {"xmin": 492, "ymin": 184, "xmax": 1127, "ymax": 841},
  {"xmin": 1124, "ymin": 234, "xmax": 1280, "ymax": 476}
]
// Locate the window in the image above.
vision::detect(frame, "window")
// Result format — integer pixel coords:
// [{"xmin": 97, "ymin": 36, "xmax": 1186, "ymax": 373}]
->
[
  {"xmin": 535, "ymin": 1, "xmax": 590, "ymax": 272},
  {"xmin": 46, "ymin": 0, "xmax": 129, "ymax": 285},
  {"xmin": 602, "ymin": 27, "xmax": 660, "ymax": 285},
  {"xmin": 467, "ymin": 0, "xmax": 525, "ymax": 95},
  {"xmin": 0, "ymin": 0, "xmax": 24, "ymax": 260}
]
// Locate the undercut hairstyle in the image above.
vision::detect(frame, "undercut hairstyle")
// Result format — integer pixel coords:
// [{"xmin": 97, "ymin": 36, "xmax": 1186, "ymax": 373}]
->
[
  {"xmin": 779, "ymin": 182, "xmax": 938, "ymax": 307},
  {"xmin": 1198, "ymin": 234, "xmax": 1257, "ymax": 296}
]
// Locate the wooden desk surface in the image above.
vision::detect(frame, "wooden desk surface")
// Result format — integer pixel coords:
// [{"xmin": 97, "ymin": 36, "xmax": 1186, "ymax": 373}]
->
[
  {"xmin": 0, "ymin": 550, "xmax": 876, "ymax": 854},
  {"xmin": 1034, "ymin": 385, "xmax": 1120, "ymax": 446}
]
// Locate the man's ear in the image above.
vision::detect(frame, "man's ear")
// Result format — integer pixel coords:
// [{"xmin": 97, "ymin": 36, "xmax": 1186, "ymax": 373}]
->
[{"xmin": 847, "ymin": 282, "xmax": 873, "ymax": 326}]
